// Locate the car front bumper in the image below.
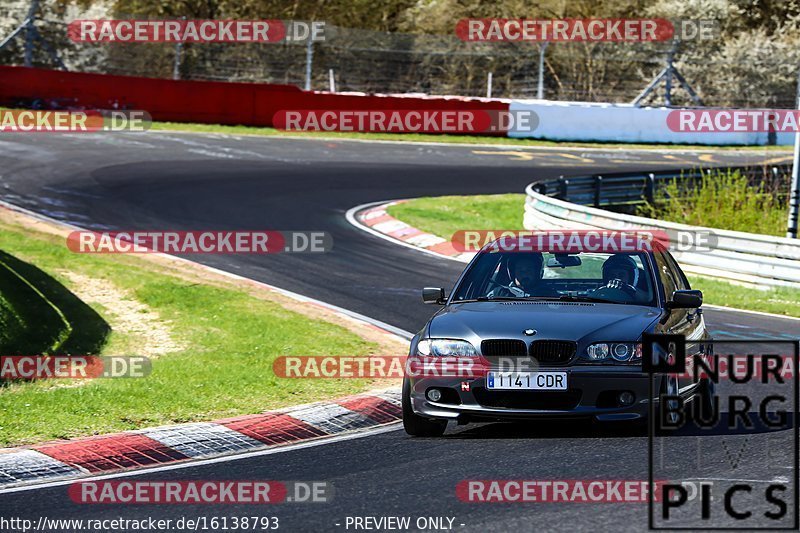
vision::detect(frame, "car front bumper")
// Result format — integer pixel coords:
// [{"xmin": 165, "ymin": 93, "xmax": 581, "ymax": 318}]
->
[{"xmin": 408, "ymin": 368, "xmax": 680, "ymax": 422}]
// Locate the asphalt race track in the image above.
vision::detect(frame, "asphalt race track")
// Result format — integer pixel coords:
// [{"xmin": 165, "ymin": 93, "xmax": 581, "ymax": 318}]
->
[{"xmin": 0, "ymin": 132, "xmax": 797, "ymax": 531}]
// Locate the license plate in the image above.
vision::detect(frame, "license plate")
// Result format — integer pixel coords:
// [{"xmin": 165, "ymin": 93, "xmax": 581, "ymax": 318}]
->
[{"xmin": 487, "ymin": 371, "xmax": 568, "ymax": 390}]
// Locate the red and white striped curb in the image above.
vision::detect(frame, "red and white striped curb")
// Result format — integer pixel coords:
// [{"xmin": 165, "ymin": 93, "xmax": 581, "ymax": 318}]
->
[
  {"xmin": 356, "ymin": 201, "xmax": 474, "ymax": 262},
  {"xmin": 0, "ymin": 389, "xmax": 400, "ymax": 489}
]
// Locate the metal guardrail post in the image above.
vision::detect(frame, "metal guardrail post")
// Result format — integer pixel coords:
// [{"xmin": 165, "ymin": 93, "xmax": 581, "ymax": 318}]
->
[
  {"xmin": 594, "ymin": 175, "xmax": 603, "ymax": 207},
  {"xmin": 558, "ymin": 176, "xmax": 568, "ymax": 200},
  {"xmin": 646, "ymin": 174, "xmax": 656, "ymax": 204}
]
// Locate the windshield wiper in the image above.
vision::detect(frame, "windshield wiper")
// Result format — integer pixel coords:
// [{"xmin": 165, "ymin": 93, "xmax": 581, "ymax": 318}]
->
[
  {"xmin": 450, "ymin": 297, "xmax": 489, "ymax": 303},
  {"xmin": 556, "ymin": 295, "xmax": 620, "ymax": 304},
  {"xmin": 452, "ymin": 296, "xmax": 548, "ymax": 303}
]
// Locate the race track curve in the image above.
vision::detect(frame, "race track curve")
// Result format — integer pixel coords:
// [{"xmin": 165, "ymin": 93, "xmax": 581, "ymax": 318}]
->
[{"xmin": 0, "ymin": 132, "xmax": 796, "ymax": 531}]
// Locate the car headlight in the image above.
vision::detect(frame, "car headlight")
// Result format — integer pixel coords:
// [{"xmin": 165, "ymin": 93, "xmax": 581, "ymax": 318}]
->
[
  {"xmin": 416, "ymin": 338, "xmax": 477, "ymax": 357},
  {"xmin": 583, "ymin": 343, "xmax": 642, "ymax": 364}
]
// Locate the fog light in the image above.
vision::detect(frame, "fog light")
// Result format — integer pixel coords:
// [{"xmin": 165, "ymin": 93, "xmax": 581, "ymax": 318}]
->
[
  {"xmin": 426, "ymin": 389, "xmax": 442, "ymax": 402},
  {"xmin": 618, "ymin": 391, "xmax": 635, "ymax": 406}
]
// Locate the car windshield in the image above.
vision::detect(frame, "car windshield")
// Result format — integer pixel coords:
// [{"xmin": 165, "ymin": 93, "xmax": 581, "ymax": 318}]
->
[{"xmin": 451, "ymin": 250, "xmax": 657, "ymax": 306}]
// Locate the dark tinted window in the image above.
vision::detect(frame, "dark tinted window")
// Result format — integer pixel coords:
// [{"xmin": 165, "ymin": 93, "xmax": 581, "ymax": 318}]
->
[
  {"xmin": 654, "ymin": 252, "xmax": 678, "ymax": 299},
  {"xmin": 664, "ymin": 252, "xmax": 690, "ymax": 290}
]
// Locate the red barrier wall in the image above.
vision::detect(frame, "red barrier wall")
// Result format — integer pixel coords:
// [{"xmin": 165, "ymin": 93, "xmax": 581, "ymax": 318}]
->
[{"xmin": 0, "ymin": 66, "xmax": 508, "ymax": 134}]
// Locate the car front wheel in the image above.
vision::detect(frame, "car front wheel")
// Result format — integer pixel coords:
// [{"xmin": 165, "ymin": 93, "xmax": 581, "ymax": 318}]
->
[{"xmin": 693, "ymin": 377, "xmax": 716, "ymax": 422}]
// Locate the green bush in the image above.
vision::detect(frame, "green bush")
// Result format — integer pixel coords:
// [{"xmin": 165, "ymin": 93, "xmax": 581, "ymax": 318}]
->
[{"xmin": 638, "ymin": 169, "xmax": 788, "ymax": 236}]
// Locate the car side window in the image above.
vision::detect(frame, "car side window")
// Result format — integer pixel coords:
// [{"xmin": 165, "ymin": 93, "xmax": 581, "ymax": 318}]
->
[
  {"xmin": 654, "ymin": 252, "xmax": 678, "ymax": 300},
  {"xmin": 663, "ymin": 252, "xmax": 690, "ymax": 290}
]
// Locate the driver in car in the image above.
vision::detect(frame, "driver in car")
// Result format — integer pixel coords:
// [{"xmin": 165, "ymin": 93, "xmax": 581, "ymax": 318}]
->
[
  {"xmin": 487, "ymin": 252, "xmax": 556, "ymax": 298},
  {"xmin": 595, "ymin": 254, "xmax": 639, "ymax": 297}
]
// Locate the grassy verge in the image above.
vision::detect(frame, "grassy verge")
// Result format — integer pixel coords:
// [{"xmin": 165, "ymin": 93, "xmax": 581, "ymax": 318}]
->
[
  {"xmin": 388, "ymin": 194, "xmax": 526, "ymax": 239},
  {"xmin": 638, "ymin": 169, "xmax": 789, "ymax": 236},
  {"xmin": 0, "ymin": 216, "xmax": 395, "ymax": 447},
  {"xmin": 387, "ymin": 194, "xmax": 800, "ymax": 318},
  {"xmin": 685, "ymin": 276, "xmax": 800, "ymax": 317},
  {"xmin": 148, "ymin": 121, "xmax": 789, "ymax": 151}
]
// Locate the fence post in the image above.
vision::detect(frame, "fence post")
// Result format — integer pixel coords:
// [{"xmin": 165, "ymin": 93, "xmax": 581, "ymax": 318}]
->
[
  {"xmin": 537, "ymin": 42, "xmax": 548, "ymax": 99},
  {"xmin": 304, "ymin": 38, "xmax": 314, "ymax": 91},
  {"xmin": 788, "ymin": 66, "xmax": 800, "ymax": 238},
  {"xmin": 486, "ymin": 72, "xmax": 493, "ymax": 99},
  {"xmin": 328, "ymin": 68, "xmax": 335, "ymax": 92},
  {"xmin": 172, "ymin": 16, "xmax": 186, "ymax": 80},
  {"xmin": 594, "ymin": 175, "xmax": 603, "ymax": 207},
  {"xmin": 23, "ymin": 0, "xmax": 38, "ymax": 67},
  {"xmin": 172, "ymin": 42, "xmax": 182, "ymax": 80}
]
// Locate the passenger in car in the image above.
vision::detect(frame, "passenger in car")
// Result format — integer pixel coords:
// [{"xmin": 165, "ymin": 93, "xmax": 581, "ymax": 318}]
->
[{"xmin": 487, "ymin": 253, "xmax": 559, "ymax": 298}]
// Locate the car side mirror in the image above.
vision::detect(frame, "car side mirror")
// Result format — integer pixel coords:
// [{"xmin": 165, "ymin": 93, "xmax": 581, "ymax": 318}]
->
[
  {"xmin": 668, "ymin": 289, "xmax": 703, "ymax": 309},
  {"xmin": 422, "ymin": 287, "xmax": 446, "ymax": 305}
]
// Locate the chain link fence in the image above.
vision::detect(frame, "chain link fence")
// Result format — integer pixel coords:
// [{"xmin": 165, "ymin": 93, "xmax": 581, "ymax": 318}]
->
[{"xmin": 1, "ymin": 1, "xmax": 799, "ymax": 108}]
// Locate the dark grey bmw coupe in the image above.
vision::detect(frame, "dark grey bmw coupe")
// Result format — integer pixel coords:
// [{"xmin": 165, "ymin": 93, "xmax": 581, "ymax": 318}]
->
[{"xmin": 403, "ymin": 240, "xmax": 714, "ymax": 437}]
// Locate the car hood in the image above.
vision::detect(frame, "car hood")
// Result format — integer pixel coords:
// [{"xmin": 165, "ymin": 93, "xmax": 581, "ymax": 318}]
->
[{"xmin": 428, "ymin": 301, "xmax": 662, "ymax": 347}]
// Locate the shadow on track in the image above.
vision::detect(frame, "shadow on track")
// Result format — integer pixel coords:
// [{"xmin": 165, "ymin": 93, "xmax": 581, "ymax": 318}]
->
[{"xmin": 434, "ymin": 412, "xmax": 794, "ymax": 440}]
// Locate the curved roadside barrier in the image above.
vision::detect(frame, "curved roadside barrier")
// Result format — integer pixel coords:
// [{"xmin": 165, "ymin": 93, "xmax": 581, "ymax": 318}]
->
[
  {"xmin": 524, "ymin": 169, "xmax": 800, "ymax": 288},
  {"xmin": 530, "ymin": 164, "xmax": 791, "ymax": 208}
]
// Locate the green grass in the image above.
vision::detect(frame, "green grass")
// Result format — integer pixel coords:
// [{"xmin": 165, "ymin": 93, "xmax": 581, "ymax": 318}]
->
[
  {"xmin": 388, "ymin": 194, "xmax": 527, "ymax": 239},
  {"xmin": 686, "ymin": 276, "xmax": 800, "ymax": 317},
  {"xmin": 149, "ymin": 121, "xmax": 790, "ymax": 151},
  {"xmin": 0, "ymin": 222, "xmax": 382, "ymax": 446},
  {"xmin": 0, "ymin": 292, "xmax": 21, "ymax": 352},
  {"xmin": 387, "ymin": 193, "xmax": 800, "ymax": 318},
  {"xmin": 638, "ymin": 169, "xmax": 789, "ymax": 236}
]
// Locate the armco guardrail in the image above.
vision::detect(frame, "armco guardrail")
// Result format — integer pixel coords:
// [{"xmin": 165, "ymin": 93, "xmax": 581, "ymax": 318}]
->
[
  {"xmin": 524, "ymin": 167, "xmax": 800, "ymax": 288},
  {"xmin": 530, "ymin": 164, "xmax": 792, "ymax": 208}
]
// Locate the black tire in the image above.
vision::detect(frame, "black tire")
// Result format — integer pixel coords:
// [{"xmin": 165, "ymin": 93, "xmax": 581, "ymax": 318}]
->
[
  {"xmin": 692, "ymin": 377, "xmax": 716, "ymax": 423},
  {"xmin": 402, "ymin": 379, "xmax": 447, "ymax": 437}
]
